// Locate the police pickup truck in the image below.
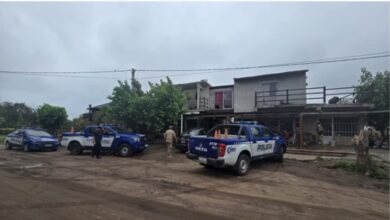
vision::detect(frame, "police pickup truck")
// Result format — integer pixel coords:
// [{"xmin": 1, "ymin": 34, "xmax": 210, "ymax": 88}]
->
[
  {"xmin": 61, "ymin": 125, "xmax": 148, "ymax": 157},
  {"xmin": 186, "ymin": 122, "xmax": 287, "ymax": 176}
]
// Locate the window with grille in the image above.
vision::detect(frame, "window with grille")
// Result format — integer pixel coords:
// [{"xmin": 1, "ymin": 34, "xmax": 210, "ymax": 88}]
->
[{"xmin": 334, "ymin": 118, "xmax": 358, "ymax": 137}]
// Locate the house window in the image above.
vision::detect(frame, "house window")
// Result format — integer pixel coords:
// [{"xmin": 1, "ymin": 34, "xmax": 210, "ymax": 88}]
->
[
  {"xmin": 270, "ymin": 83, "xmax": 277, "ymax": 96},
  {"xmin": 214, "ymin": 90, "xmax": 233, "ymax": 109},
  {"xmin": 223, "ymin": 90, "xmax": 232, "ymax": 109},
  {"xmin": 335, "ymin": 118, "xmax": 358, "ymax": 137}
]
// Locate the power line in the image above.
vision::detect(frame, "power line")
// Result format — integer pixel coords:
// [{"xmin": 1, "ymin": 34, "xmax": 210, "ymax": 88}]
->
[
  {"xmin": 137, "ymin": 52, "xmax": 390, "ymax": 72},
  {"xmin": 0, "ymin": 72, "xmax": 120, "ymax": 80},
  {"xmin": 0, "ymin": 69, "xmax": 131, "ymax": 75},
  {"xmin": 0, "ymin": 51, "xmax": 388, "ymax": 79}
]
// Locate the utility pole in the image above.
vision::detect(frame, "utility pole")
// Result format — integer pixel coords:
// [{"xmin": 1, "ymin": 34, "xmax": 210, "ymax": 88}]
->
[{"xmin": 131, "ymin": 68, "xmax": 135, "ymax": 81}]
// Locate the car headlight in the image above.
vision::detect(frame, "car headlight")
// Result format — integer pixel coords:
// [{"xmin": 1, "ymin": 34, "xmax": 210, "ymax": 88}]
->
[{"xmin": 133, "ymin": 137, "xmax": 140, "ymax": 142}]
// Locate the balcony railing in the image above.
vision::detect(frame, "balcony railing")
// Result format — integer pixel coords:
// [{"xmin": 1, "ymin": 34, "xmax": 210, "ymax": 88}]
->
[
  {"xmin": 255, "ymin": 86, "xmax": 356, "ymax": 108},
  {"xmin": 186, "ymin": 97, "xmax": 209, "ymax": 111}
]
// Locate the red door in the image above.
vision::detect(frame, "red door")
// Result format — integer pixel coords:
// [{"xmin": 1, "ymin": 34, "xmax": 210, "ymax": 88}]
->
[{"xmin": 215, "ymin": 92, "xmax": 223, "ymax": 109}]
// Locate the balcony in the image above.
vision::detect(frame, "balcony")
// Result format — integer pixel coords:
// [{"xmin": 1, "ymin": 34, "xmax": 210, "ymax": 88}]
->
[
  {"xmin": 255, "ymin": 86, "xmax": 356, "ymax": 108},
  {"xmin": 186, "ymin": 97, "xmax": 209, "ymax": 111}
]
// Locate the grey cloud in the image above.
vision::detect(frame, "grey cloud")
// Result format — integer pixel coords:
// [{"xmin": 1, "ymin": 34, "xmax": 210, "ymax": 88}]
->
[{"xmin": 0, "ymin": 2, "xmax": 388, "ymax": 118}]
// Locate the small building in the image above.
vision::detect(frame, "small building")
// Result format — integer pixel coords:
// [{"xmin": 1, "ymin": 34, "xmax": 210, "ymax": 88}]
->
[{"xmin": 176, "ymin": 69, "xmax": 376, "ymax": 147}]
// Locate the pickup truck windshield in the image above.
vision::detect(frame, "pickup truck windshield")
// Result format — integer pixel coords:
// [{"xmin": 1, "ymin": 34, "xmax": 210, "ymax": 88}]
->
[{"xmin": 207, "ymin": 125, "xmax": 242, "ymax": 138}]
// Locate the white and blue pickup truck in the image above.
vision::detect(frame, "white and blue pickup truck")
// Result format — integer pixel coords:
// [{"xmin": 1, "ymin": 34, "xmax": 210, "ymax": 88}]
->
[
  {"xmin": 60, "ymin": 125, "xmax": 148, "ymax": 157},
  {"xmin": 186, "ymin": 122, "xmax": 287, "ymax": 176}
]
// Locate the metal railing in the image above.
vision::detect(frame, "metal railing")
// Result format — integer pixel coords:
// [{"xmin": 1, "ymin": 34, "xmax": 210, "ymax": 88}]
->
[
  {"xmin": 255, "ymin": 86, "xmax": 356, "ymax": 108},
  {"xmin": 199, "ymin": 97, "xmax": 209, "ymax": 111},
  {"xmin": 187, "ymin": 97, "xmax": 209, "ymax": 111}
]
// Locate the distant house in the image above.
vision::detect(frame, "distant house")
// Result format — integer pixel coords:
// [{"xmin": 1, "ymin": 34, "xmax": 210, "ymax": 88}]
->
[{"xmin": 176, "ymin": 69, "xmax": 375, "ymax": 146}]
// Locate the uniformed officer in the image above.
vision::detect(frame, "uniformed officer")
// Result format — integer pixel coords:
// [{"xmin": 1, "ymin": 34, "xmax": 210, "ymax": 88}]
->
[
  {"xmin": 91, "ymin": 126, "xmax": 103, "ymax": 159},
  {"xmin": 164, "ymin": 125, "xmax": 177, "ymax": 159}
]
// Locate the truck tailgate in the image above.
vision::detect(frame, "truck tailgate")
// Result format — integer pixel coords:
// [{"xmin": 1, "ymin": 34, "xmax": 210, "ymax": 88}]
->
[{"xmin": 188, "ymin": 136, "xmax": 219, "ymax": 159}]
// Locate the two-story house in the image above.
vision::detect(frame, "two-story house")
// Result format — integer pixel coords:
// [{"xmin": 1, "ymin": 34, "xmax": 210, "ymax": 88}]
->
[{"xmin": 176, "ymin": 69, "xmax": 375, "ymax": 147}]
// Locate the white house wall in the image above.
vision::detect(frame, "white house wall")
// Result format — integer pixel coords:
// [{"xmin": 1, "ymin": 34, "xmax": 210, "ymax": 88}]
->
[{"xmin": 234, "ymin": 74, "xmax": 307, "ymax": 113}]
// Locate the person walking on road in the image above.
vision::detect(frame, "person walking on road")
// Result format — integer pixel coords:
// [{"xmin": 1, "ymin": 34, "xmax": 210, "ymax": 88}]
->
[
  {"xmin": 92, "ymin": 126, "xmax": 103, "ymax": 159},
  {"xmin": 164, "ymin": 125, "xmax": 177, "ymax": 159},
  {"xmin": 316, "ymin": 120, "xmax": 324, "ymax": 146}
]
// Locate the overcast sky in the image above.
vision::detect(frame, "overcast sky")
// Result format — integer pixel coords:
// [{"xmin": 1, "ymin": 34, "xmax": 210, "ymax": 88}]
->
[{"xmin": 0, "ymin": 2, "xmax": 389, "ymax": 119}]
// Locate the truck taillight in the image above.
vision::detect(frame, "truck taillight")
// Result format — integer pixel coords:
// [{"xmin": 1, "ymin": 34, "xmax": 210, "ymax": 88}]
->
[{"xmin": 218, "ymin": 143, "xmax": 226, "ymax": 157}]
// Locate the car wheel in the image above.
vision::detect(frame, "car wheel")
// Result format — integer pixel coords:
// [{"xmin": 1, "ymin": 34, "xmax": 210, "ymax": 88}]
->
[
  {"xmin": 118, "ymin": 143, "xmax": 133, "ymax": 157},
  {"xmin": 23, "ymin": 143, "xmax": 30, "ymax": 152},
  {"xmin": 69, "ymin": 142, "xmax": 82, "ymax": 155},
  {"xmin": 5, "ymin": 142, "xmax": 12, "ymax": 150},
  {"xmin": 52, "ymin": 148, "xmax": 58, "ymax": 152},
  {"xmin": 234, "ymin": 154, "xmax": 250, "ymax": 176}
]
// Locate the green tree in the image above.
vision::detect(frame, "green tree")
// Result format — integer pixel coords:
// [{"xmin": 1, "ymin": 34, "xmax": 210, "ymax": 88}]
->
[
  {"xmin": 0, "ymin": 102, "xmax": 37, "ymax": 128},
  {"xmin": 107, "ymin": 77, "xmax": 186, "ymax": 136},
  {"xmin": 37, "ymin": 104, "xmax": 68, "ymax": 135},
  {"xmin": 355, "ymin": 68, "xmax": 389, "ymax": 109},
  {"xmin": 146, "ymin": 77, "xmax": 187, "ymax": 134}
]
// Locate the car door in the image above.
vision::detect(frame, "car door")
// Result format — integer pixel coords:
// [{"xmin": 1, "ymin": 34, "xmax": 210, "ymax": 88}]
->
[
  {"xmin": 259, "ymin": 127, "xmax": 276, "ymax": 155},
  {"xmin": 82, "ymin": 127, "xmax": 95, "ymax": 147},
  {"xmin": 249, "ymin": 127, "xmax": 266, "ymax": 157},
  {"xmin": 101, "ymin": 128, "xmax": 115, "ymax": 148},
  {"xmin": 8, "ymin": 130, "xmax": 22, "ymax": 146}
]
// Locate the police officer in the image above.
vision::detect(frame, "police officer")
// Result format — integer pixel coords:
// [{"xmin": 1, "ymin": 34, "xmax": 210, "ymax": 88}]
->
[
  {"xmin": 91, "ymin": 126, "xmax": 103, "ymax": 159},
  {"xmin": 164, "ymin": 125, "xmax": 177, "ymax": 159}
]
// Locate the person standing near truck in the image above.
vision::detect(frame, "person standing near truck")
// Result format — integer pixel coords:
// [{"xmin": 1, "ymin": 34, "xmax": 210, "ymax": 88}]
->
[
  {"xmin": 91, "ymin": 126, "xmax": 103, "ymax": 159},
  {"xmin": 316, "ymin": 120, "xmax": 324, "ymax": 146},
  {"xmin": 164, "ymin": 125, "xmax": 177, "ymax": 159}
]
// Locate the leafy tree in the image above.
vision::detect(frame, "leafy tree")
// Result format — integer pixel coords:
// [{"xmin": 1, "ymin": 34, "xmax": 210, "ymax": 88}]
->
[
  {"xmin": 107, "ymin": 77, "xmax": 186, "ymax": 136},
  {"xmin": 146, "ymin": 77, "xmax": 187, "ymax": 134},
  {"xmin": 355, "ymin": 68, "xmax": 389, "ymax": 109},
  {"xmin": 0, "ymin": 102, "xmax": 37, "ymax": 128},
  {"xmin": 37, "ymin": 104, "xmax": 68, "ymax": 135}
]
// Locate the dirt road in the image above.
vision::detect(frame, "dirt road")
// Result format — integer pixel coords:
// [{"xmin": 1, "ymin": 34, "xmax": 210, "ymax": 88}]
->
[{"xmin": 0, "ymin": 145, "xmax": 388, "ymax": 220}]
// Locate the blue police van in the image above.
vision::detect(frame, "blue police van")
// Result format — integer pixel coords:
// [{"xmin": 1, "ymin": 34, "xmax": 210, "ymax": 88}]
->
[{"xmin": 5, "ymin": 128, "xmax": 59, "ymax": 152}]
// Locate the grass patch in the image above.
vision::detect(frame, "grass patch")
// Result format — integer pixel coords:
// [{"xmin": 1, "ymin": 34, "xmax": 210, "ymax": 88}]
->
[
  {"xmin": 334, "ymin": 160, "xmax": 389, "ymax": 179},
  {"xmin": 0, "ymin": 135, "xmax": 5, "ymax": 144}
]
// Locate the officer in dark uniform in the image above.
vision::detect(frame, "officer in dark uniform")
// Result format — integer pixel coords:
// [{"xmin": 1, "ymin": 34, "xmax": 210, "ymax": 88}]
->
[{"xmin": 91, "ymin": 126, "xmax": 103, "ymax": 159}]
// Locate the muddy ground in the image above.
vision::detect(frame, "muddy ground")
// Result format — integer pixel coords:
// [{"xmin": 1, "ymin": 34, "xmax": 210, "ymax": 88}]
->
[{"xmin": 0, "ymin": 144, "xmax": 388, "ymax": 220}]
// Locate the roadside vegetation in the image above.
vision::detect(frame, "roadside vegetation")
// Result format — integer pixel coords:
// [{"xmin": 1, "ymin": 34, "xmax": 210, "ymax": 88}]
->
[
  {"xmin": 333, "ymin": 159, "xmax": 389, "ymax": 179},
  {"xmin": 0, "ymin": 135, "xmax": 5, "ymax": 144}
]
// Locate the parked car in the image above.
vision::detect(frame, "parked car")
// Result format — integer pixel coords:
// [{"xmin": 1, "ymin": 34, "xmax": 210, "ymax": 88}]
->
[
  {"xmin": 186, "ymin": 122, "xmax": 287, "ymax": 176},
  {"xmin": 61, "ymin": 125, "xmax": 148, "ymax": 157},
  {"xmin": 176, "ymin": 128, "xmax": 206, "ymax": 152},
  {"xmin": 4, "ymin": 128, "xmax": 59, "ymax": 152}
]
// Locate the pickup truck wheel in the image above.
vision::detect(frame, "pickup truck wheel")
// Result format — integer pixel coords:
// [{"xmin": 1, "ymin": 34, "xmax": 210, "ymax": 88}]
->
[
  {"xmin": 5, "ymin": 142, "xmax": 12, "ymax": 150},
  {"xmin": 69, "ymin": 142, "xmax": 82, "ymax": 155},
  {"xmin": 275, "ymin": 154, "xmax": 284, "ymax": 163},
  {"xmin": 118, "ymin": 144, "xmax": 133, "ymax": 157},
  {"xmin": 234, "ymin": 154, "xmax": 250, "ymax": 176}
]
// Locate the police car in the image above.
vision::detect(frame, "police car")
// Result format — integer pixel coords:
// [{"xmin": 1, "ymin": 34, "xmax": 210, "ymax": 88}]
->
[
  {"xmin": 4, "ymin": 128, "xmax": 59, "ymax": 152},
  {"xmin": 61, "ymin": 125, "xmax": 148, "ymax": 157},
  {"xmin": 186, "ymin": 122, "xmax": 287, "ymax": 176}
]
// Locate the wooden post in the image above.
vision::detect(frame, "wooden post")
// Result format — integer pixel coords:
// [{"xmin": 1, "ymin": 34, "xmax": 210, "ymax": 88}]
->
[
  {"xmin": 323, "ymin": 86, "xmax": 326, "ymax": 104},
  {"xmin": 131, "ymin": 68, "xmax": 135, "ymax": 81}
]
